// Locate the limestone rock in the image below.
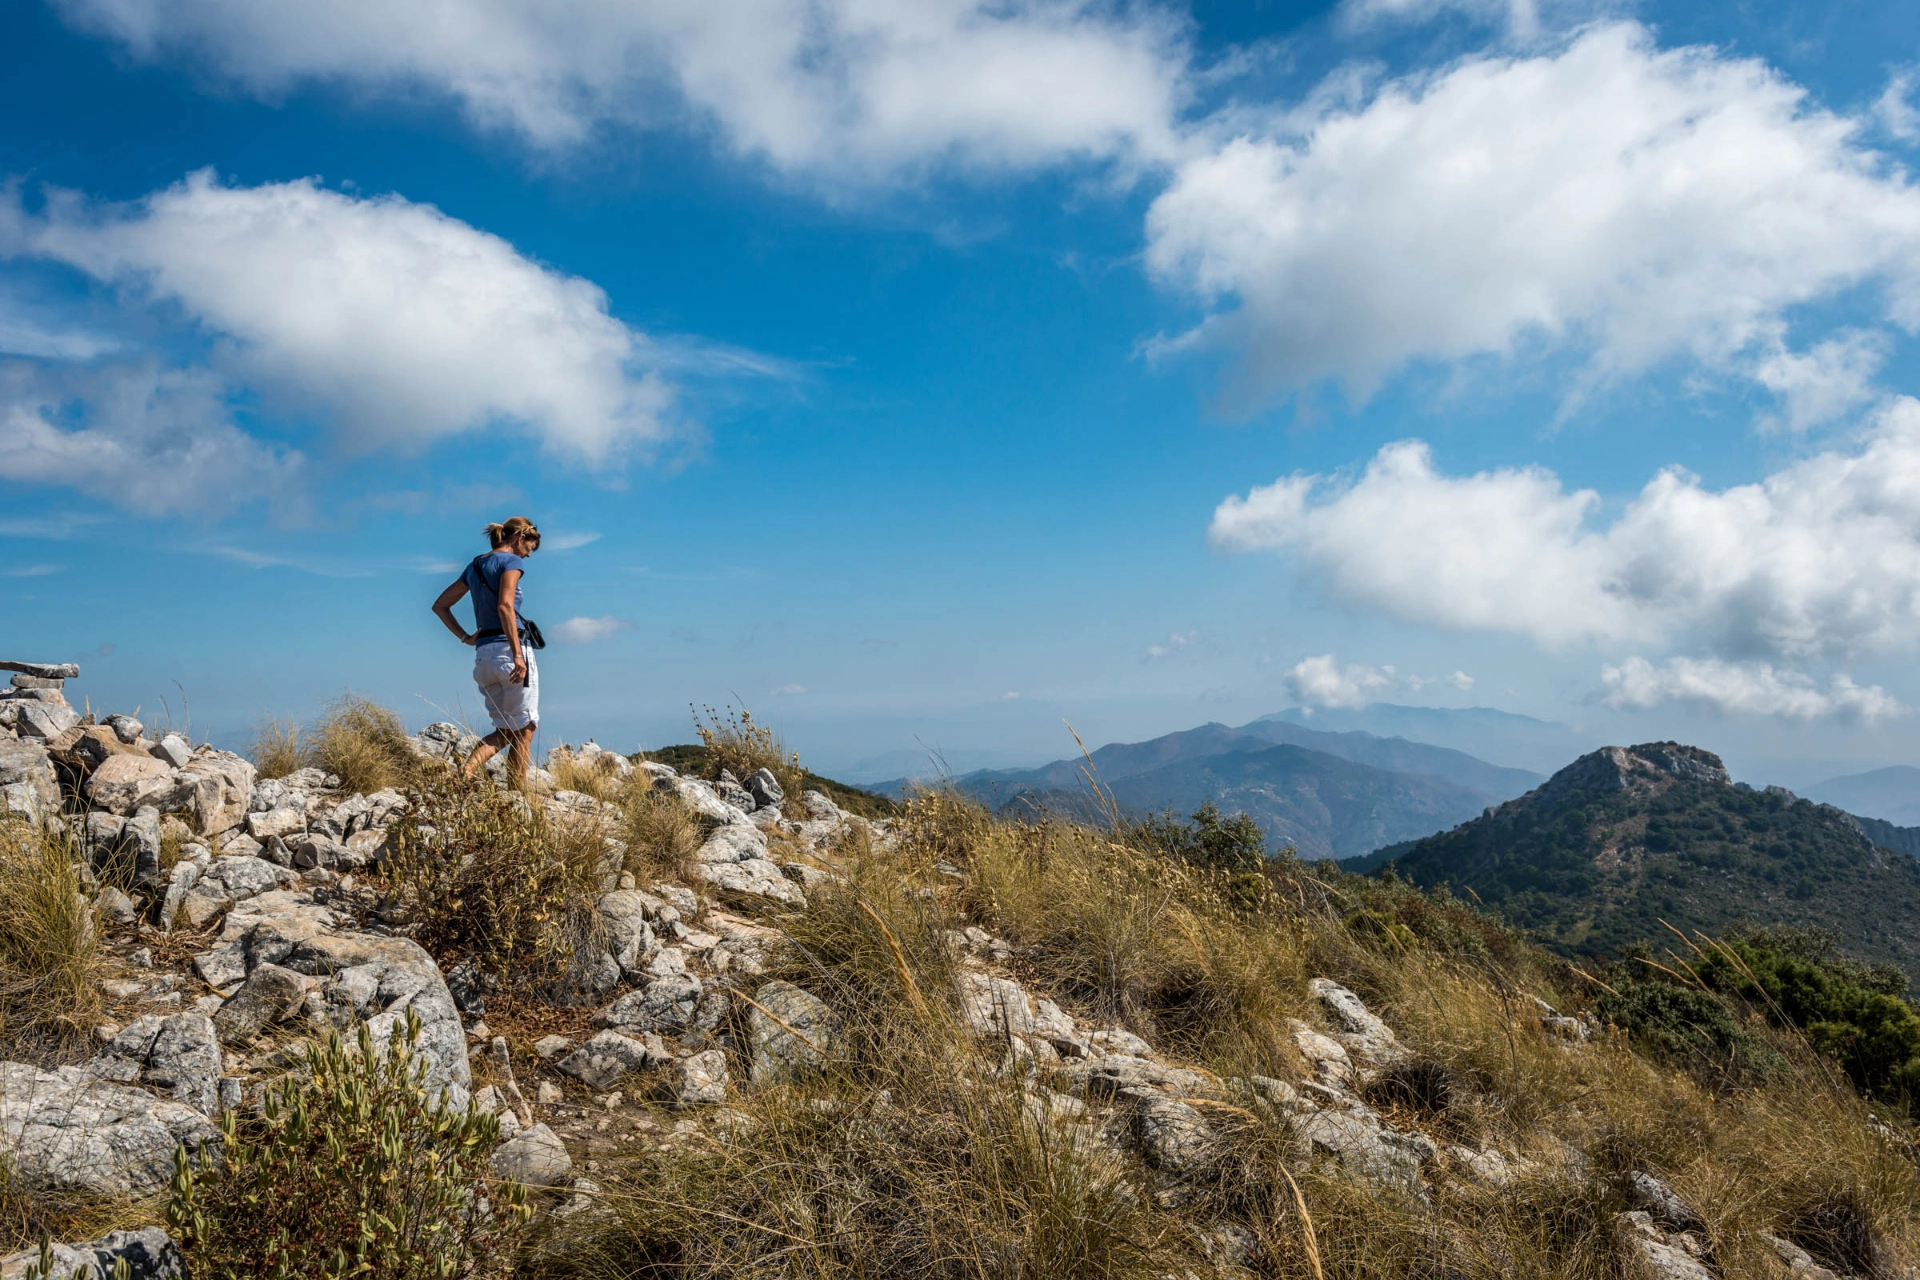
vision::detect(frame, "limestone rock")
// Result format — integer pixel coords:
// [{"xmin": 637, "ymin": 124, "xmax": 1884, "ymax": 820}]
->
[
  {"xmin": 596, "ymin": 973, "xmax": 703, "ymax": 1035},
  {"xmin": 1289, "ymin": 1019, "xmax": 1354, "ymax": 1084},
  {"xmin": 86, "ymin": 755, "xmax": 175, "ymax": 817},
  {"xmin": 655, "ymin": 775, "xmax": 739, "ymax": 823},
  {"xmin": 1132, "ymin": 1095, "xmax": 1214, "ymax": 1172},
  {"xmin": 689, "ymin": 857, "xmax": 807, "ymax": 909},
  {"xmin": 104, "ymin": 714, "xmax": 144, "ymax": 745},
  {"xmin": 556, "ymin": 1031, "xmax": 660, "ymax": 1091},
  {"xmin": 1059, "ymin": 1054, "xmax": 1212, "ymax": 1100},
  {"xmin": 747, "ymin": 981, "xmax": 832, "ymax": 1082},
  {"xmin": 1618, "ymin": 1212, "xmax": 1716, "ymax": 1280},
  {"xmin": 1309, "ymin": 978, "xmax": 1408, "ymax": 1065},
  {"xmin": 0, "ymin": 1227, "xmax": 183, "ymax": 1280},
  {"xmin": 954, "ymin": 971, "xmax": 1078, "ymax": 1050},
  {"xmin": 90, "ymin": 1013, "xmax": 223, "ymax": 1116},
  {"xmin": 176, "ymin": 749, "xmax": 257, "ymax": 836},
  {"xmin": 598, "ymin": 890, "xmax": 659, "ymax": 975},
  {"xmin": 0, "ymin": 1062, "xmax": 221, "ymax": 1195},
  {"xmin": 490, "ymin": 1122, "xmax": 573, "ymax": 1187},
  {"xmin": 1298, "ymin": 1109, "xmax": 1434, "ymax": 1200},
  {"xmin": 151, "ymin": 735, "xmax": 193, "ymax": 769},
  {"xmin": 16, "ymin": 701, "xmax": 80, "ymax": 740},
  {"xmin": 669, "ymin": 1049, "xmax": 728, "ymax": 1108},
  {"xmin": 745, "ymin": 768, "xmax": 784, "ymax": 808}
]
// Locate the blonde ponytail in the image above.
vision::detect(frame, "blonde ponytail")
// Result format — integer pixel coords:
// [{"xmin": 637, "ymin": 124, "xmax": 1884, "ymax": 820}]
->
[{"xmin": 485, "ymin": 515, "xmax": 540, "ymax": 549}]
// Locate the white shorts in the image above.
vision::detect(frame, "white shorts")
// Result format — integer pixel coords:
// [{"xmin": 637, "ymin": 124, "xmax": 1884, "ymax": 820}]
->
[{"xmin": 474, "ymin": 643, "xmax": 539, "ymax": 732}]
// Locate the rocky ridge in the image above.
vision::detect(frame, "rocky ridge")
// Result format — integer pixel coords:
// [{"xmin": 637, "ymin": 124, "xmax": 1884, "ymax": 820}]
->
[{"xmin": 0, "ymin": 670, "xmax": 1896, "ymax": 1277}]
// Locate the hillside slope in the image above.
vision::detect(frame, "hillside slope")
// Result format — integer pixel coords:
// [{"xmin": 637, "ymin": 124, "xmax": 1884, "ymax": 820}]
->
[{"xmin": 1353, "ymin": 742, "xmax": 1920, "ymax": 977}]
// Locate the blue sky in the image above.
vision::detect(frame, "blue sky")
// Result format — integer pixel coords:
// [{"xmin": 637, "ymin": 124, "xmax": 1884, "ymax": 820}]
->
[{"xmin": 3, "ymin": 0, "xmax": 1919, "ymax": 786}]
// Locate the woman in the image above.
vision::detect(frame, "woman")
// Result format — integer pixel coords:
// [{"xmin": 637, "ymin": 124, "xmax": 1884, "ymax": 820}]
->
[{"xmin": 431, "ymin": 516, "xmax": 541, "ymax": 787}]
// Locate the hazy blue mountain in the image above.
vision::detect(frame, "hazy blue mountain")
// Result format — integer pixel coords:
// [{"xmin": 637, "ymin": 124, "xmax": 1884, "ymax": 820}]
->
[
  {"xmin": 1805, "ymin": 765, "xmax": 1920, "ymax": 827},
  {"xmin": 879, "ymin": 717, "xmax": 1541, "ymax": 860},
  {"xmin": 1258, "ymin": 705, "xmax": 1596, "ymax": 775}
]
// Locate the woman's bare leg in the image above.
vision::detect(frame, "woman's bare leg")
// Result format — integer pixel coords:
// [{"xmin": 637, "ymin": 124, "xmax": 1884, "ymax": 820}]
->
[
  {"xmin": 462, "ymin": 729, "xmax": 511, "ymax": 779},
  {"xmin": 507, "ymin": 722, "xmax": 537, "ymax": 789}
]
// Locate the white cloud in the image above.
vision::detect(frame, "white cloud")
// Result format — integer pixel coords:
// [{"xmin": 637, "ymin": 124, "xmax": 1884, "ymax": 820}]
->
[
  {"xmin": 1339, "ymin": 0, "xmax": 1556, "ymax": 41},
  {"xmin": 1146, "ymin": 23, "xmax": 1920, "ymax": 412},
  {"xmin": 0, "ymin": 360, "xmax": 303, "ymax": 516},
  {"xmin": 553, "ymin": 615, "xmax": 631, "ymax": 643},
  {"xmin": 1213, "ymin": 396, "xmax": 1920, "ymax": 661},
  {"xmin": 1751, "ymin": 328, "xmax": 1888, "ymax": 433},
  {"xmin": 1448, "ymin": 670, "xmax": 1475, "ymax": 691},
  {"xmin": 10, "ymin": 171, "xmax": 672, "ymax": 464},
  {"xmin": 1285, "ymin": 653, "xmax": 1393, "ymax": 709},
  {"xmin": 1876, "ymin": 68, "xmax": 1918, "ymax": 142},
  {"xmin": 1145, "ymin": 629, "xmax": 1199, "ymax": 659},
  {"xmin": 1, "ymin": 564, "xmax": 62, "ymax": 577},
  {"xmin": 542, "ymin": 531, "xmax": 602, "ymax": 552},
  {"xmin": 770, "ymin": 683, "xmax": 808, "ymax": 696},
  {"xmin": 1601, "ymin": 655, "xmax": 1905, "ymax": 722},
  {"xmin": 51, "ymin": 0, "xmax": 1187, "ymax": 183}
]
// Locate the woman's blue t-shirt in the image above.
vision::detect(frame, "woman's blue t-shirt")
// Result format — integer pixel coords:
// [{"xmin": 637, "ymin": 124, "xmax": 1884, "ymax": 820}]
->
[{"xmin": 465, "ymin": 551, "xmax": 525, "ymax": 639}]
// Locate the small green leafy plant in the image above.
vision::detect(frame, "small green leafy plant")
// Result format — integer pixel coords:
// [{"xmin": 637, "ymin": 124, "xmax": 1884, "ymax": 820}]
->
[{"xmin": 167, "ymin": 1012, "xmax": 528, "ymax": 1280}]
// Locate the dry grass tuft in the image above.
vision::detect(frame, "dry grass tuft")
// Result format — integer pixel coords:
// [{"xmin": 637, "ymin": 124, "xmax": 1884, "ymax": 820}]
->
[
  {"xmin": 0, "ymin": 820, "xmax": 103, "ymax": 1057},
  {"xmin": 617, "ymin": 782, "xmax": 702, "ymax": 884},
  {"xmin": 546, "ymin": 748, "xmax": 628, "ymax": 803},
  {"xmin": 311, "ymin": 694, "xmax": 416, "ymax": 794},
  {"xmin": 248, "ymin": 717, "xmax": 305, "ymax": 780}
]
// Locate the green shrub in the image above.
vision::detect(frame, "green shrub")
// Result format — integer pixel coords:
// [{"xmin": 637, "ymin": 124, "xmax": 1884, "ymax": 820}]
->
[
  {"xmin": 1697, "ymin": 927, "xmax": 1920, "ymax": 1102},
  {"xmin": 1133, "ymin": 800, "xmax": 1267, "ymax": 873},
  {"xmin": 167, "ymin": 1013, "xmax": 526, "ymax": 1280},
  {"xmin": 1593, "ymin": 967, "xmax": 1787, "ymax": 1087}
]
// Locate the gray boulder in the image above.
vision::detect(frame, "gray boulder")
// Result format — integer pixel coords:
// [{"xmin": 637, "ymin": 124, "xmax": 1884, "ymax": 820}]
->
[
  {"xmin": 0, "ymin": 1227, "xmax": 183, "ymax": 1280},
  {"xmin": 1132, "ymin": 1095, "xmax": 1214, "ymax": 1172},
  {"xmin": 15, "ymin": 702, "xmax": 80, "ymax": 740},
  {"xmin": 0, "ymin": 1063, "xmax": 221, "ymax": 1195},
  {"xmin": 104, "ymin": 714, "xmax": 144, "ymax": 745},
  {"xmin": 1309, "ymin": 978, "xmax": 1408, "ymax": 1065},
  {"xmin": 490, "ymin": 1122, "xmax": 573, "ymax": 1188},
  {"xmin": 746, "ymin": 981, "xmax": 832, "ymax": 1083},
  {"xmin": 668, "ymin": 1050, "xmax": 728, "ymax": 1108},
  {"xmin": 1298, "ymin": 1109, "xmax": 1435, "ymax": 1200},
  {"xmin": 90, "ymin": 1013, "xmax": 224, "ymax": 1116},
  {"xmin": 556, "ymin": 1031, "xmax": 661, "ymax": 1091},
  {"xmin": 212, "ymin": 963, "xmax": 310, "ymax": 1045},
  {"xmin": 595, "ymin": 973, "xmax": 703, "ymax": 1035},
  {"xmin": 745, "ymin": 768, "xmax": 784, "ymax": 808},
  {"xmin": 598, "ymin": 890, "xmax": 658, "ymax": 975}
]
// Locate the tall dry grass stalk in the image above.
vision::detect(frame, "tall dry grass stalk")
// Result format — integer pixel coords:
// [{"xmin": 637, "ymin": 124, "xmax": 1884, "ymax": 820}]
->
[
  {"xmin": 0, "ymin": 820, "xmax": 103, "ymax": 1057},
  {"xmin": 247, "ymin": 718, "xmax": 305, "ymax": 780},
  {"xmin": 693, "ymin": 704, "xmax": 804, "ymax": 799},
  {"xmin": 546, "ymin": 749, "xmax": 627, "ymax": 803}
]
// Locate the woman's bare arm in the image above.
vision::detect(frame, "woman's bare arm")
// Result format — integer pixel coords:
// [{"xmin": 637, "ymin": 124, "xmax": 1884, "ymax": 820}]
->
[
  {"xmin": 432, "ymin": 578, "xmax": 474, "ymax": 644},
  {"xmin": 497, "ymin": 567, "xmax": 526, "ymax": 681}
]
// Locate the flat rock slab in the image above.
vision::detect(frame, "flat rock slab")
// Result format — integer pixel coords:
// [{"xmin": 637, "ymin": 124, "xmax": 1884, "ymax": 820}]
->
[
  {"xmin": 0, "ymin": 1063, "xmax": 221, "ymax": 1196},
  {"xmin": 747, "ymin": 981, "xmax": 833, "ymax": 1082},
  {"xmin": 0, "ymin": 661, "xmax": 80, "ymax": 679},
  {"xmin": 0, "ymin": 1227, "xmax": 182, "ymax": 1280}
]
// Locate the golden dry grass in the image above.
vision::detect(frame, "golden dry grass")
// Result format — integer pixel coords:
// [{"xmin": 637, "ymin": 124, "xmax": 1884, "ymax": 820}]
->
[
  {"xmin": 0, "ymin": 819, "xmax": 103, "ymax": 1058},
  {"xmin": 247, "ymin": 717, "xmax": 305, "ymax": 780},
  {"xmin": 311, "ymin": 694, "xmax": 417, "ymax": 794},
  {"xmin": 524, "ymin": 787, "xmax": 1919, "ymax": 1280}
]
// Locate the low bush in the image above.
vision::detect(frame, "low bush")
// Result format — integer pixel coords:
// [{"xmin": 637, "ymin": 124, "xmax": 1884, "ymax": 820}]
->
[
  {"xmin": 0, "ymin": 821, "xmax": 101, "ymax": 1056},
  {"xmin": 169, "ymin": 1013, "xmax": 527, "ymax": 1279},
  {"xmin": 311, "ymin": 694, "xmax": 416, "ymax": 794},
  {"xmin": 378, "ymin": 770, "xmax": 607, "ymax": 989},
  {"xmin": 617, "ymin": 782, "xmax": 701, "ymax": 882},
  {"xmin": 1133, "ymin": 800, "xmax": 1267, "ymax": 874}
]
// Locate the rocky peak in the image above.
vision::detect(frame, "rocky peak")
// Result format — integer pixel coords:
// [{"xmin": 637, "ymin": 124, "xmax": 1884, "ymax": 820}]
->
[{"xmin": 1536, "ymin": 741, "xmax": 1728, "ymax": 803}]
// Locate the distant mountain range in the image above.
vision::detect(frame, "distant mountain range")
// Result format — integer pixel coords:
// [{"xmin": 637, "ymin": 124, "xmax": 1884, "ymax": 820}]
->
[
  {"xmin": 1804, "ymin": 765, "xmax": 1920, "ymax": 827},
  {"xmin": 1347, "ymin": 742, "xmax": 1920, "ymax": 978},
  {"xmin": 1256, "ymin": 704, "xmax": 1597, "ymax": 775},
  {"xmin": 875, "ymin": 716, "xmax": 1544, "ymax": 861}
]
